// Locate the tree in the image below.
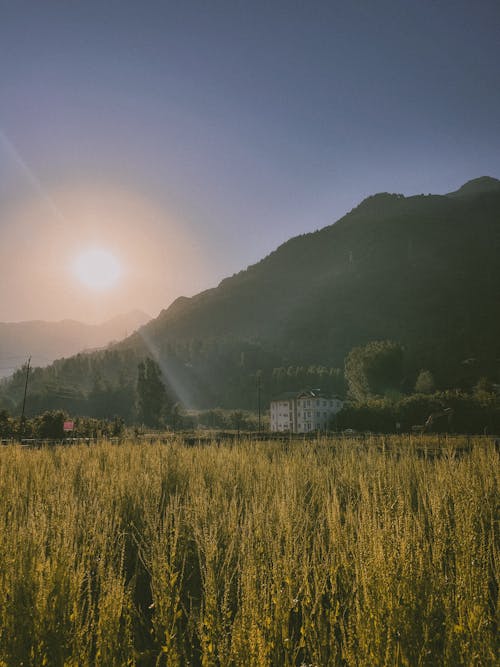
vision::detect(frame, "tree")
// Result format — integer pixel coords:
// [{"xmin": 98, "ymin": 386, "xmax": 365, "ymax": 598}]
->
[
  {"xmin": 473, "ymin": 376, "xmax": 494, "ymax": 399},
  {"xmin": 136, "ymin": 358, "xmax": 170, "ymax": 427},
  {"xmin": 414, "ymin": 370, "xmax": 435, "ymax": 394},
  {"xmin": 198, "ymin": 409, "xmax": 228, "ymax": 429},
  {"xmin": 111, "ymin": 416, "xmax": 125, "ymax": 437},
  {"xmin": 345, "ymin": 340, "xmax": 404, "ymax": 401},
  {"xmin": 0, "ymin": 409, "xmax": 12, "ymax": 437},
  {"xmin": 229, "ymin": 410, "xmax": 245, "ymax": 432},
  {"xmin": 35, "ymin": 410, "xmax": 67, "ymax": 439}
]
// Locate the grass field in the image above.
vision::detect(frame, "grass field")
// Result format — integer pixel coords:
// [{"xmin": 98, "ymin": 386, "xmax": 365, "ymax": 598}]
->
[{"xmin": 0, "ymin": 436, "xmax": 497, "ymax": 666}]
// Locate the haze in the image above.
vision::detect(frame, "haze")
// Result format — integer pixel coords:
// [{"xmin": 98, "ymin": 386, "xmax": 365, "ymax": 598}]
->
[{"xmin": 1, "ymin": 1, "xmax": 499, "ymax": 323}]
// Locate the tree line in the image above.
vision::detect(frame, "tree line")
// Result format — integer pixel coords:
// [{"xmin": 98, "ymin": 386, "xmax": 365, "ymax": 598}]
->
[{"xmin": 0, "ymin": 337, "xmax": 498, "ymax": 433}]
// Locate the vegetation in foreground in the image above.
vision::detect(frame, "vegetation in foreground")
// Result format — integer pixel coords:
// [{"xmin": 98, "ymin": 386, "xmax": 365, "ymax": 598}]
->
[{"xmin": 0, "ymin": 436, "xmax": 497, "ymax": 666}]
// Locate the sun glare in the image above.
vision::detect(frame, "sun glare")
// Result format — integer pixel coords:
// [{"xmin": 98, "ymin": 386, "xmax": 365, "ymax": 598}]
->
[{"xmin": 72, "ymin": 248, "xmax": 122, "ymax": 290}]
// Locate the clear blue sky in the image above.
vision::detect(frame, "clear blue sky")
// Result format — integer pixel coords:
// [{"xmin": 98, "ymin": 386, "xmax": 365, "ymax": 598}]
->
[{"xmin": 1, "ymin": 1, "xmax": 499, "ymax": 321}]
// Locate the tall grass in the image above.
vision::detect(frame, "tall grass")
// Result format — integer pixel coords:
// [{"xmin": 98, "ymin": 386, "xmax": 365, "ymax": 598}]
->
[{"xmin": 0, "ymin": 436, "xmax": 497, "ymax": 666}]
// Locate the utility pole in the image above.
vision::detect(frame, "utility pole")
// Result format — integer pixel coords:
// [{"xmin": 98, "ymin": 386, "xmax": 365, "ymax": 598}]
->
[
  {"xmin": 257, "ymin": 373, "xmax": 262, "ymax": 432},
  {"xmin": 20, "ymin": 356, "xmax": 31, "ymax": 440}
]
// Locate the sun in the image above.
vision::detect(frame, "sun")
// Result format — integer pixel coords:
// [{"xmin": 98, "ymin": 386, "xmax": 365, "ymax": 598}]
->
[{"xmin": 72, "ymin": 248, "xmax": 122, "ymax": 290}]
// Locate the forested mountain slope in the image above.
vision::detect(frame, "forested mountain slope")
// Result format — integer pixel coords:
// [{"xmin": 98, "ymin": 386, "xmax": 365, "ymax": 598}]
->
[
  {"xmin": 132, "ymin": 176, "xmax": 500, "ymax": 376},
  {"xmin": 2, "ymin": 178, "xmax": 499, "ymax": 413}
]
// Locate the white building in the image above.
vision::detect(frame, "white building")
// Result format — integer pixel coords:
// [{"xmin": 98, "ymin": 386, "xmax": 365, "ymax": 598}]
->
[{"xmin": 270, "ymin": 389, "xmax": 343, "ymax": 433}]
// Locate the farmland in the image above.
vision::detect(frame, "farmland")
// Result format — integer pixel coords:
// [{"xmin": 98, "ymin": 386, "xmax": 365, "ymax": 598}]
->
[{"xmin": 0, "ymin": 436, "xmax": 498, "ymax": 666}]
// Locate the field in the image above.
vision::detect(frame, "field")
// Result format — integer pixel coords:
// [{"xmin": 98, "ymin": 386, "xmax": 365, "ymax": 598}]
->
[{"xmin": 0, "ymin": 436, "xmax": 498, "ymax": 666}]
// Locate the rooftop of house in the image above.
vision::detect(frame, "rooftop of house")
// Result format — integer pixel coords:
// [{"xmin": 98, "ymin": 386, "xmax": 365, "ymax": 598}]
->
[{"xmin": 271, "ymin": 389, "xmax": 343, "ymax": 402}]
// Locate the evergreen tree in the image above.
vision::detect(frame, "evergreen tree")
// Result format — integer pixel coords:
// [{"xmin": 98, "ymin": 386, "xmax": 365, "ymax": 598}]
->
[
  {"xmin": 414, "ymin": 369, "xmax": 436, "ymax": 394},
  {"xmin": 136, "ymin": 358, "xmax": 169, "ymax": 427}
]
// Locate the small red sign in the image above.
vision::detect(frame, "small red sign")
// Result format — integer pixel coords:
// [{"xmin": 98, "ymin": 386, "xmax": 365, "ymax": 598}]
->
[{"xmin": 63, "ymin": 420, "xmax": 74, "ymax": 431}]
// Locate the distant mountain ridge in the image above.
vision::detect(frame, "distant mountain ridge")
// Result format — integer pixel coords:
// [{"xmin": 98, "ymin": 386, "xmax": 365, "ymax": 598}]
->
[
  {"xmin": 446, "ymin": 175, "xmax": 500, "ymax": 198},
  {"xmin": 0, "ymin": 310, "xmax": 150, "ymax": 378},
  {"xmin": 140, "ymin": 176, "xmax": 500, "ymax": 345},
  {"xmin": 2, "ymin": 176, "xmax": 499, "ymax": 411}
]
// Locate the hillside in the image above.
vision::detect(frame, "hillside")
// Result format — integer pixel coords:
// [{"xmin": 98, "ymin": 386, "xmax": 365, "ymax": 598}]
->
[
  {"xmin": 2, "ymin": 177, "xmax": 499, "ymax": 413},
  {"xmin": 130, "ymin": 176, "xmax": 500, "ymax": 383},
  {"xmin": 144, "ymin": 178, "xmax": 500, "ymax": 350},
  {"xmin": 0, "ymin": 310, "xmax": 150, "ymax": 378}
]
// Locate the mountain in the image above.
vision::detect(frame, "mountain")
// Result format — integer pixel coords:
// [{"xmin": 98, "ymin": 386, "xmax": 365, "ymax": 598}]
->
[
  {"xmin": 130, "ymin": 176, "xmax": 500, "ymax": 375},
  {"xmin": 446, "ymin": 175, "xmax": 500, "ymax": 198},
  {"xmin": 2, "ymin": 177, "xmax": 499, "ymax": 414},
  {"xmin": 0, "ymin": 310, "xmax": 150, "ymax": 378}
]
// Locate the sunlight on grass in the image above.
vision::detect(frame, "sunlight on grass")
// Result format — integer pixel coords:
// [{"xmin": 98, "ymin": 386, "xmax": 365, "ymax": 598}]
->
[{"xmin": 0, "ymin": 436, "xmax": 497, "ymax": 665}]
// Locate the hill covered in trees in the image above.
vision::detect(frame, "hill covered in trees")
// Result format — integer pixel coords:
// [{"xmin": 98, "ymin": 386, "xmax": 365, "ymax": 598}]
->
[{"xmin": 2, "ymin": 177, "xmax": 499, "ymax": 418}]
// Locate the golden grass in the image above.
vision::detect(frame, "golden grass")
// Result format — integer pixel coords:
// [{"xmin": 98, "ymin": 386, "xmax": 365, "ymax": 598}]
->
[{"xmin": 0, "ymin": 436, "xmax": 497, "ymax": 666}]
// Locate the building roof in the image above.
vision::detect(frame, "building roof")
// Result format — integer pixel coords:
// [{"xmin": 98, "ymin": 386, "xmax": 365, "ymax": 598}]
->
[
  {"xmin": 270, "ymin": 389, "xmax": 343, "ymax": 402},
  {"xmin": 271, "ymin": 391, "xmax": 301, "ymax": 401}
]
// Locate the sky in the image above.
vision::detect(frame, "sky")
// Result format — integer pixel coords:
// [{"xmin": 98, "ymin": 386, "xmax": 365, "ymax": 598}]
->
[{"xmin": 1, "ymin": 0, "xmax": 499, "ymax": 323}]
